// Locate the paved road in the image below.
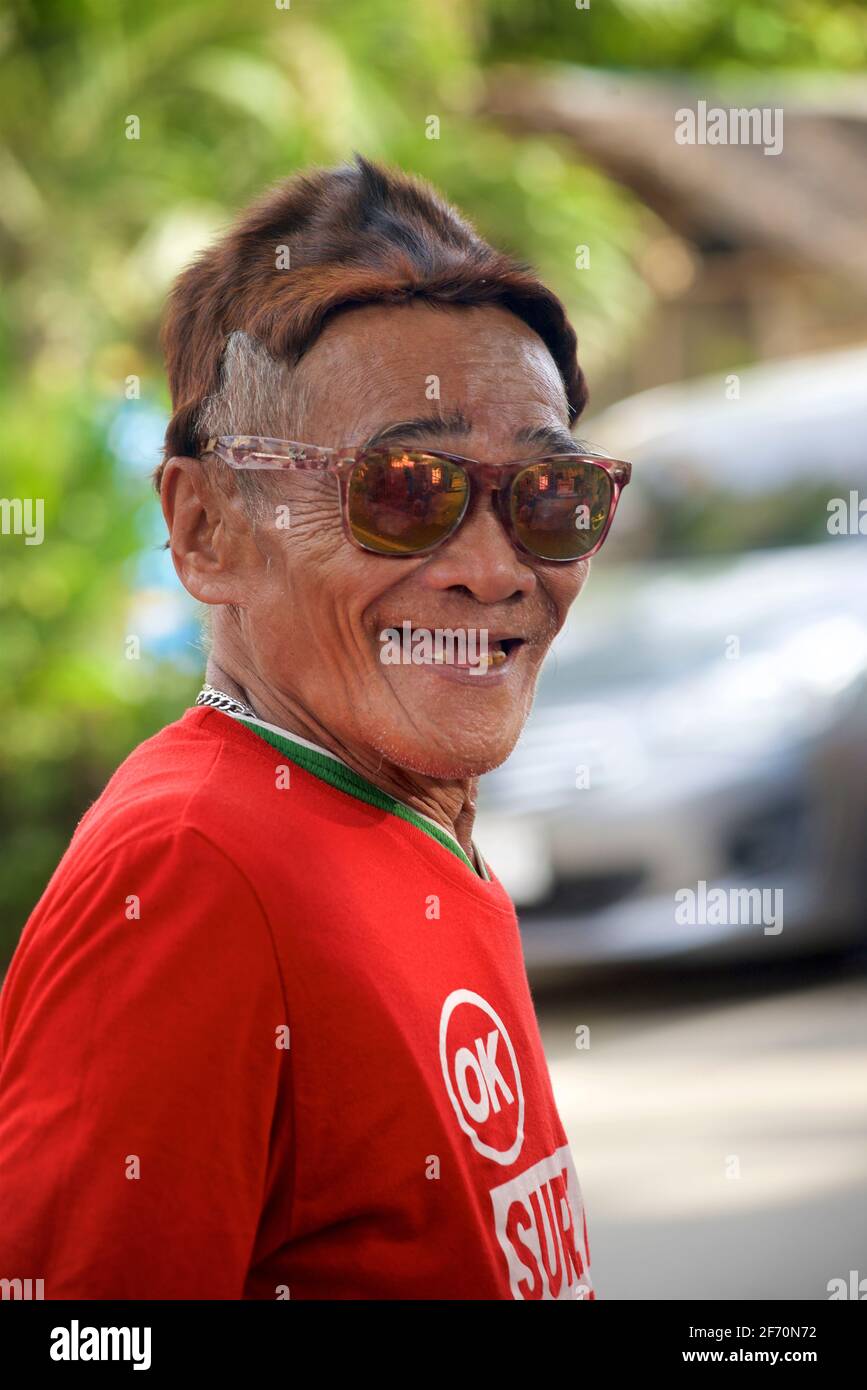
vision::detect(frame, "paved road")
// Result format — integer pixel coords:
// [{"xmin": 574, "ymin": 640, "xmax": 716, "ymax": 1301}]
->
[{"xmin": 536, "ymin": 958, "xmax": 867, "ymax": 1300}]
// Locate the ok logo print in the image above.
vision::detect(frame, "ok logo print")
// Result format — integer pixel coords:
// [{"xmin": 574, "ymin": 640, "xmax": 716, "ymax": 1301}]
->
[{"xmin": 439, "ymin": 989, "xmax": 525, "ymax": 1166}]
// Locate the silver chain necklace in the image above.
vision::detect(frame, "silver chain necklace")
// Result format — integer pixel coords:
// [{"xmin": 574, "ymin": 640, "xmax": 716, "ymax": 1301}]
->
[{"xmin": 195, "ymin": 683, "xmax": 257, "ymax": 718}]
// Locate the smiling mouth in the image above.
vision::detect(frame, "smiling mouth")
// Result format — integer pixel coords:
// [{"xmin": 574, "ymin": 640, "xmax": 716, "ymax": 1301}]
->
[{"xmin": 428, "ymin": 637, "xmax": 524, "ymax": 669}]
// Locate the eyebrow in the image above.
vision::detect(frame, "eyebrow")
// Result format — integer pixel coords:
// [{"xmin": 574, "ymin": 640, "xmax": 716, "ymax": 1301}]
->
[
  {"xmin": 363, "ymin": 414, "xmax": 582, "ymax": 456},
  {"xmin": 362, "ymin": 411, "xmax": 472, "ymax": 450},
  {"xmin": 514, "ymin": 423, "xmax": 582, "ymax": 455}
]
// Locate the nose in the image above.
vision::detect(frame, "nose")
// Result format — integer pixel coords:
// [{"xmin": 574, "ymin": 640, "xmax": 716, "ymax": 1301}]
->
[{"xmin": 417, "ymin": 490, "xmax": 536, "ymax": 604}]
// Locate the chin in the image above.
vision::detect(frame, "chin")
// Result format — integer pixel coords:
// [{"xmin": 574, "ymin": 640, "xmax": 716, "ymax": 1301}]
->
[{"xmin": 371, "ymin": 729, "xmax": 519, "ymax": 781}]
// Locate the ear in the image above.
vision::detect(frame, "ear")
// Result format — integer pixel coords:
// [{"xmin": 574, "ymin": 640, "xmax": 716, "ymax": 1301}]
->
[{"xmin": 160, "ymin": 456, "xmax": 251, "ymax": 606}]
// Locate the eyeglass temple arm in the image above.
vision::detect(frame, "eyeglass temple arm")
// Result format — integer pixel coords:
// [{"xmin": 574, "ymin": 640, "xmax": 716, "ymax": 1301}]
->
[{"xmin": 201, "ymin": 438, "xmax": 339, "ymax": 470}]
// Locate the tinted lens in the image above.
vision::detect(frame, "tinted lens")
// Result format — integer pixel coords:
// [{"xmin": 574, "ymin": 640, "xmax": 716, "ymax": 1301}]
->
[
  {"xmin": 347, "ymin": 450, "xmax": 470, "ymax": 555},
  {"xmin": 510, "ymin": 460, "xmax": 613, "ymax": 560}
]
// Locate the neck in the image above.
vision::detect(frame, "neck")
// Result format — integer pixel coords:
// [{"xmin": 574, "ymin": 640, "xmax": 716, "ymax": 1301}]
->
[{"xmin": 204, "ymin": 658, "xmax": 479, "ymax": 861}]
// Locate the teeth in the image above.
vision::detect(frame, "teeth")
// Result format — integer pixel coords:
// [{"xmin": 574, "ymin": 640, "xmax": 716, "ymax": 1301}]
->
[{"xmin": 427, "ymin": 648, "xmax": 508, "ymax": 667}]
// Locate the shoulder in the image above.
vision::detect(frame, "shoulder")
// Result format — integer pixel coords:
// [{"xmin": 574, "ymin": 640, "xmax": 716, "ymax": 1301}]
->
[
  {"xmin": 20, "ymin": 708, "xmax": 290, "ymax": 947},
  {"xmin": 68, "ymin": 705, "xmax": 288, "ymax": 868},
  {"xmin": 5, "ymin": 714, "xmax": 288, "ymax": 1018}
]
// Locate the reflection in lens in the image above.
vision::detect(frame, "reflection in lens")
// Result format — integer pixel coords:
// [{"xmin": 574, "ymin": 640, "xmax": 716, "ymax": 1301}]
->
[
  {"xmin": 512, "ymin": 461, "xmax": 613, "ymax": 560},
  {"xmin": 348, "ymin": 451, "xmax": 469, "ymax": 555}
]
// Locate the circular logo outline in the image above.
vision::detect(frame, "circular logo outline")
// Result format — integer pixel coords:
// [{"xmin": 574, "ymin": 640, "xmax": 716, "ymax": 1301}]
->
[{"xmin": 439, "ymin": 988, "xmax": 525, "ymax": 1166}]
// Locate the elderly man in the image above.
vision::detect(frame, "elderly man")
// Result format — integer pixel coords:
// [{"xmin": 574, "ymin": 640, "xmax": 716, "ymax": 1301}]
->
[{"xmin": 0, "ymin": 156, "xmax": 629, "ymax": 1300}]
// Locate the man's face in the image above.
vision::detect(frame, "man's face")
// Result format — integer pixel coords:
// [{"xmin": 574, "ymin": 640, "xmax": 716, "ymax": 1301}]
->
[{"xmin": 212, "ymin": 300, "xmax": 589, "ymax": 778}]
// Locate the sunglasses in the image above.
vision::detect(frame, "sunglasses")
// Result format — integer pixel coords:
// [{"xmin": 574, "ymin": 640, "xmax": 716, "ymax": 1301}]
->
[{"xmin": 201, "ymin": 435, "xmax": 632, "ymax": 562}]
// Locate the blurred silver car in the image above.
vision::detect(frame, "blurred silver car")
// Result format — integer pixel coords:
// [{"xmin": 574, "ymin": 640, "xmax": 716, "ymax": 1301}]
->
[{"xmin": 475, "ymin": 348, "xmax": 867, "ymax": 971}]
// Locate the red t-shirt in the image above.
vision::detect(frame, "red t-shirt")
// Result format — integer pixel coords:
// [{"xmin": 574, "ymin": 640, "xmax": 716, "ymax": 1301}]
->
[{"xmin": 0, "ymin": 706, "xmax": 594, "ymax": 1300}]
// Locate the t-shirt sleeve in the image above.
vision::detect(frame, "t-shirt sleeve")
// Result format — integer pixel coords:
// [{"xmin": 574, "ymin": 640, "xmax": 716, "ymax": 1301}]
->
[{"xmin": 0, "ymin": 824, "xmax": 291, "ymax": 1299}]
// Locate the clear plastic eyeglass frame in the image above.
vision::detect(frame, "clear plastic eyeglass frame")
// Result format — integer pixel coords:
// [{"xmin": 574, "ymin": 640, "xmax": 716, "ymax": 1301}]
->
[{"xmin": 200, "ymin": 434, "xmax": 632, "ymax": 561}]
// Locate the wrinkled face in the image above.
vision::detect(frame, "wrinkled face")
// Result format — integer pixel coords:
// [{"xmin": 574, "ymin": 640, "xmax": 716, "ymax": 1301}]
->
[{"xmin": 196, "ymin": 300, "xmax": 590, "ymax": 777}]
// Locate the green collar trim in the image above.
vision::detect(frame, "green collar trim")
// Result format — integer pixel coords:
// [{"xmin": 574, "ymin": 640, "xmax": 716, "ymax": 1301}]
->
[{"xmin": 233, "ymin": 716, "xmax": 489, "ymax": 880}]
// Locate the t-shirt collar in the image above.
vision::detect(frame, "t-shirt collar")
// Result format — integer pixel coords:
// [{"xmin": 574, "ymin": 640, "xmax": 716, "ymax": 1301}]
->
[{"xmin": 214, "ymin": 708, "xmax": 491, "ymax": 880}]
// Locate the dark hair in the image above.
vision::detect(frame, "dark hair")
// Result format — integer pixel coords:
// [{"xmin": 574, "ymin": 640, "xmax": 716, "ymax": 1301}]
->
[{"xmin": 155, "ymin": 153, "xmax": 588, "ymax": 491}]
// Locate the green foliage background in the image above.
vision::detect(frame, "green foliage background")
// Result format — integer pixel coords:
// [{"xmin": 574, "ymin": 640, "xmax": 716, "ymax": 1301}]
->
[{"xmin": 1, "ymin": 0, "xmax": 863, "ymax": 960}]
